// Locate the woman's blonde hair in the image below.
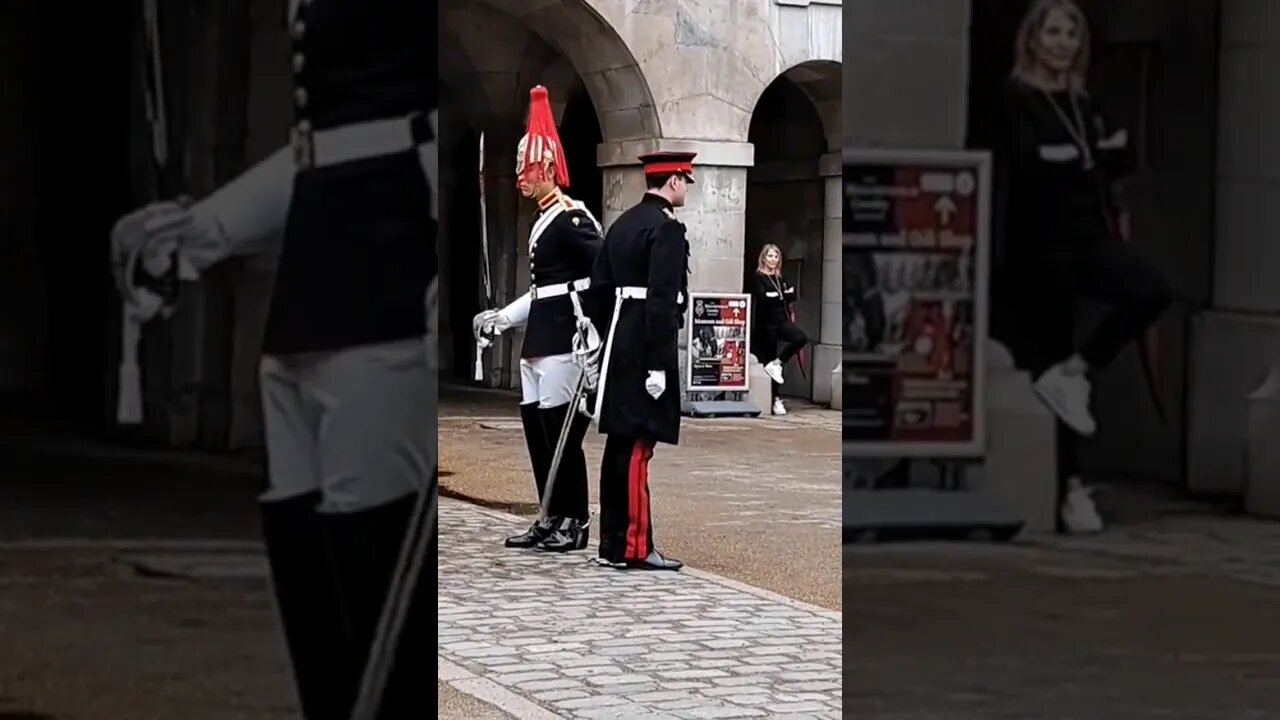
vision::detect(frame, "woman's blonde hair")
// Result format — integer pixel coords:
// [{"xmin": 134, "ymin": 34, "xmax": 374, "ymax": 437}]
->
[
  {"xmin": 757, "ymin": 244, "xmax": 783, "ymax": 275},
  {"xmin": 1011, "ymin": 0, "xmax": 1091, "ymax": 94}
]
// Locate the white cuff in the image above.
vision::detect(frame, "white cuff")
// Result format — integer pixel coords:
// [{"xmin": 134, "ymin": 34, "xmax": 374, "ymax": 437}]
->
[
  {"xmin": 498, "ymin": 291, "xmax": 532, "ymax": 329},
  {"xmin": 184, "ymin": 144, "xmax": 294, "ymax": 271}
]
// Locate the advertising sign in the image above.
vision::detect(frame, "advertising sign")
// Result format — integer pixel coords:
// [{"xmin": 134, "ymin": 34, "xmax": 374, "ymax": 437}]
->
[
  {"xmin": 686, "ymin": 293, "xmax": 752, "ymax": 392},
  {"xmin": 843, "ymin": 148, "xmax": 991, "ymax": 458}
]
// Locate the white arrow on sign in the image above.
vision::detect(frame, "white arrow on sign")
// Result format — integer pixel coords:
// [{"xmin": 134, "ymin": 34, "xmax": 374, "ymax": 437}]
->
[{"xmin": 933, "ymin": 195, "xmax": 957, "ymax": 226}]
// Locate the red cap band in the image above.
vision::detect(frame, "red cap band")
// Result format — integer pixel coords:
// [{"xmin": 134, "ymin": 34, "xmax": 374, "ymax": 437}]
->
[{"xmin": 643, "ymin": 161, "xmax": 693, "ymax": 175}]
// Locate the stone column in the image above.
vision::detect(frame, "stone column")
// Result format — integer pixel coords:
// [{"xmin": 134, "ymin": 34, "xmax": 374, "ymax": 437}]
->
[
  {"xmin": 811, "ymin": 152, "xmax": 842, "ymax": 405},
  {"xmin": 597, "ymin": 139, "xmax": 754, "ymax": 292},
  {"xmin": 1187, "ymin": 0, "xmax": 1280, "ymax": 493}
]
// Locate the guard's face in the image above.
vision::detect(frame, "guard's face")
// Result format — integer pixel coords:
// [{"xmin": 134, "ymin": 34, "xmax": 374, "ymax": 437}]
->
[
  {"xmin": 516, "ymin": 164, "xmax": 550, "ymax": 199},
  {"xmin": 1034, "ymin": 7, "xmax": 1081, "ymax": 74},
  {"xmin": 516, "ymin": 134, "xmax": 559, "ymax": 199},
  {"xmin": 668, "ymin": 173, "xmax": 689, "ymax": 207}
]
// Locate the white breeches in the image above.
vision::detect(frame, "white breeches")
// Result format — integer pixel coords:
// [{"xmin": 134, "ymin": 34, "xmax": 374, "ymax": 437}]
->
[
  {"xmin": 519, "ymin": 353, "xmax": 582, "ymax": 408},
  {"xmin": 258, "ymin": 337, "xmax": 437, "ymax": 514}
]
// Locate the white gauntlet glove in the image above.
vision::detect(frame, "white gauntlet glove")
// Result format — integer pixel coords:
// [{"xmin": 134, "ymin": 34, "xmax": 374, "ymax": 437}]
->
[
  {"xmin": 472, "ymin": 310, "xmax": 501, "ymax": 347},
  {"xmin": 111, "ymin": 201, "xmax": 207, "ymax": 322},
  {"xmin": 645, "ymin": 371, "xmax": 666, "ymax": 400},
  {"xmin": 472, "ymin": 309, "xmax": 517, "ymax": 347}
]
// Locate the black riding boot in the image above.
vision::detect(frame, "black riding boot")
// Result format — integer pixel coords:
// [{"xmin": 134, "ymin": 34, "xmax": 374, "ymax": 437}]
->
[
  {"xmin": 260, "ymin": 491, "xmax": 350, "ymax": 720},
  {"xmin": 537, "ymin": 403, "xmax": 592, "ymax": 552},
  {"xmin": 506, "ymin": 402, "xmax": 556, "ymax": 548},
  {"xmin": 324, "ymin": 494, "xmax": 434, "ymax": 719}
]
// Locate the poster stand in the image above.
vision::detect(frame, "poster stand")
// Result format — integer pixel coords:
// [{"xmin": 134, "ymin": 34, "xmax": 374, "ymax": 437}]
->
[
  {"xmin": 683, "ymin": 292, "xmax": 760, "ymax": 418},
  {"xmin": 843, "ymin": 148, "xmax": 1023, "ymax": 542}
]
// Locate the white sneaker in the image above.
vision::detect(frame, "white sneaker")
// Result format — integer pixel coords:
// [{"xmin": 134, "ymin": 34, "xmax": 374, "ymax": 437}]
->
[
  {"xmin": 764, "ymin": 360, "xmax": 785, "ymax": 384},
  {"xmin": 772, "ymin": 398, "xmax": 787, "ymax": 416},
  {"xmin": 1032, "ymin": 364, "xmax": 1097, "ymax": 436},
  {"xmin": 1060, "ymin": 477, "xmax": 1104, "ymax": 534}
]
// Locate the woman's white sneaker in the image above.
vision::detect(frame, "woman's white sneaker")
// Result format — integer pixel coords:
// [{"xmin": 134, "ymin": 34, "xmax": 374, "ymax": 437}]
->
[
  {"xmin": 764, "ymin": 360, "xmax": 785, "ymax": 384},
  {"xmin": 1060, "ymin": 477, "xmax": 1104, "ymax": 534},
  {"xmin": 1032, "ymin": 363, "xmax": 1097, "ymax": 436},
  {"xmin": 772, "ymin": 398, "xmax": 787, "ymax": 416}
]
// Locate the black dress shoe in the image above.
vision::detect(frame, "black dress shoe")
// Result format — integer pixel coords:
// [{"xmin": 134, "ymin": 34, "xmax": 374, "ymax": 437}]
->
[
  {"xmin": 596, "ymin": 550, "xmax": 683, "ymax": 571},
  {"xmin": 505, "ymin": 517, "xmax": 556, "ymax": 548},
  {"xmin": 537, "ymin": 517, "xmax": 589, "ymax": 552}
]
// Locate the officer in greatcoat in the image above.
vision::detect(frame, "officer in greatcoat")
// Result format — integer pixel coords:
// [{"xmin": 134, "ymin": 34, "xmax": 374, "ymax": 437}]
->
[
  {"xmin": 472, "ymin": 85, "xmax": 603, "ymax": 553},
  {"xmin": 587, "ymin": 151, "xmax": 696, "ymax": 572},
  {"xmin": 109, "ymin": 1, "xmax": 435, "ymax": 717}
]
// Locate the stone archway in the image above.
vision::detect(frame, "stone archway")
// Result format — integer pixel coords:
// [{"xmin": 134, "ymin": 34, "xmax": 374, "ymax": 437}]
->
[
  {"xmin": 744, "ymin": 60, "xmax": 842, "ymax": 405},
  {"xmin": 438, "ymin": 0, "xmax": 659, "ymax": 386}
]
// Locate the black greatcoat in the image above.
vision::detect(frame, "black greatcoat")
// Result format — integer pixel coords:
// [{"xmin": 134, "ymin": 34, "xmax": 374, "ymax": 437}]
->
[
  {"xmin": 590, "ymin": 193, "xmax": 689, "ymax": 446},
  {"xmin": 522, "ymin": 195, "xmax": 603, "ymax": 359}
]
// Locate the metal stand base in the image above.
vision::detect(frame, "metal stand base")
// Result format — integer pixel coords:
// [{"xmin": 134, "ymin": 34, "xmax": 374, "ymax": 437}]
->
[
  {"xmin": 844, "ymin": 488, "xmax": 1025, "ymax": 543},
  {"xmin": 684, "ymin": 400, "xmax": 762, "ymax": 418}
]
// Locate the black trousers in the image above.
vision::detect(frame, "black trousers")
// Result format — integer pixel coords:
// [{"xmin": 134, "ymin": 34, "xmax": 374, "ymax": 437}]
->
[
  {"xmin": 598, "ymin": 434, "xmax": 656, "ymax": 563},
  {"xmin": 998, "ymin": 241, "xmax": 1171, "ymax": 520},
  {"xmin": 757, "ymin": 321, "xmax": 808, "ymax": 365},
  {"xmin": 1008, "ymin": 241, "xmax": 1171, "ymax": 380}
]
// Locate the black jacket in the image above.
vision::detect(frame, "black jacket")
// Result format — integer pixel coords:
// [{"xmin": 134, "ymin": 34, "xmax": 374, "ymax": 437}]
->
[
  {"xmin": 263, "ymin": 0, "xmax": 436, "ymax": 354},
  {"xmin": 522, "ymin": 194, "xmax": 603, "ymax": 359},
  {"xmin": 750, "ymin": 270, "xmax": 796, "ymax": 331},
  {"xmin": 590, "ymin": 194, "xmax": 688, "ymax": 446},
  {"xmin": 996, "ymin": 80, "xmax": 1136, "ymax": 260}
]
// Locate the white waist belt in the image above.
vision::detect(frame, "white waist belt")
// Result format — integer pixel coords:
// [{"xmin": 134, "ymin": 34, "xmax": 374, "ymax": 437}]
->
[
  {"xmin": 293, "ymin": 113, "xmax": 423, "ymax": 169},
  {"xmin": 591, "ymin": 285, "xmax": 686, "ymax": 423},
  {"xmin": 531, "ymin": 277, "xmax": 591, "ymax": 300},
  {"xmin": 616, "ymin": 286, "xmax": 685, "ymax": 303}
]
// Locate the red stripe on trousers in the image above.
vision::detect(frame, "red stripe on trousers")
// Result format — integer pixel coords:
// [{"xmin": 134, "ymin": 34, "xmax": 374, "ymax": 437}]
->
[
  {"xmin": 625, "ymin": 440, "xmax": 652, "ymax": 561},
  {"xmin": 638, "ymin": 443, "xmax": 652, "ymax": 557}
]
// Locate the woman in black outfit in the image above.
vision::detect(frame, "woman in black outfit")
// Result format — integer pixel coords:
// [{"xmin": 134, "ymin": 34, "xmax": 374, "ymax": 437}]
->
[
  {"xmin": 751, "ymin": 243, "xmax": 808, "ymax": 415},
  {"xmin": 994, "ymin": 0, "xmax": 1171, "ymax": 533}
]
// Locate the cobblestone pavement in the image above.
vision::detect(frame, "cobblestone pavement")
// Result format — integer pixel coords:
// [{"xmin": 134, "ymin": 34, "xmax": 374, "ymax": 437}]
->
[{"xmin": 438, "ymin": 499, "xmax": 843, "ymax": 720}]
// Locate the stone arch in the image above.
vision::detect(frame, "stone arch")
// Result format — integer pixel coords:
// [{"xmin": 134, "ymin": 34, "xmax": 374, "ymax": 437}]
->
[
  {"xmin": 442, "ymin": 0, "xmax": 660, "ymax": 141},
  {"xmin": 742, "ymin": 59, "xmax": 844, "ymax": 405},
  {"xmin": 438, "ymin": 0, "xmax": 659, "ymax": 385},
  {"xmin": 773, "ymin": 60, "xmax": 843, "ymax": 152}
]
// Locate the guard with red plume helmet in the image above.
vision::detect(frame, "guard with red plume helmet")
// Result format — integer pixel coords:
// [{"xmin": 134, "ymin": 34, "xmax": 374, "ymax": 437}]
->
[{"xmin": 473, "ymin": 84, "xmax": 606, "ymax": 553}]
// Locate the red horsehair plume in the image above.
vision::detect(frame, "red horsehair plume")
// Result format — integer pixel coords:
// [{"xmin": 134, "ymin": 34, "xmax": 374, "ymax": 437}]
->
[{"xmin": 520, "ymin": 85, "xmax": 570, "ymax": 187}]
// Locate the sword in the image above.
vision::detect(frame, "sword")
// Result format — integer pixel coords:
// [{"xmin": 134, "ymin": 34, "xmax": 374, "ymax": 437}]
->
[
  {"xmin": 116, "ymin": 0, "xmax": 175, "ymax": 425},
  {"xmin": 475, "ymin": 131, "xmax": 493, "ymax": 381},
  {"xmin": 538, "ymin": 312, "xmax": 596, "ymax": 524},
  {"xmin": 540, "ymin": 366, "xmax": 591, "ymax": 525}
]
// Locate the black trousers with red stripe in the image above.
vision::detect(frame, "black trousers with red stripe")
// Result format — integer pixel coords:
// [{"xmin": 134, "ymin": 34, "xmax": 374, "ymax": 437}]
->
[{"xmin": 598, "ymin": 434, "xmax": 655, "ymax": 563}]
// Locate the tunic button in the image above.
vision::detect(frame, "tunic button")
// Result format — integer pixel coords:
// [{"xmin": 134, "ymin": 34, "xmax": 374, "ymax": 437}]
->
[
  {"xmin": 292, "ymin": 20, "xmax": 306, "ymax": 39},
  {"xmin": 297, "ymin": 118, "xmax": 312, "ymax": 133},
  {"xmin": 292, "ymin": 53, "xmax": 305, "ymax": 73},
  {"xmin": 294, "ymin": 87, "xmax": 309, "ymax": 108}
]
